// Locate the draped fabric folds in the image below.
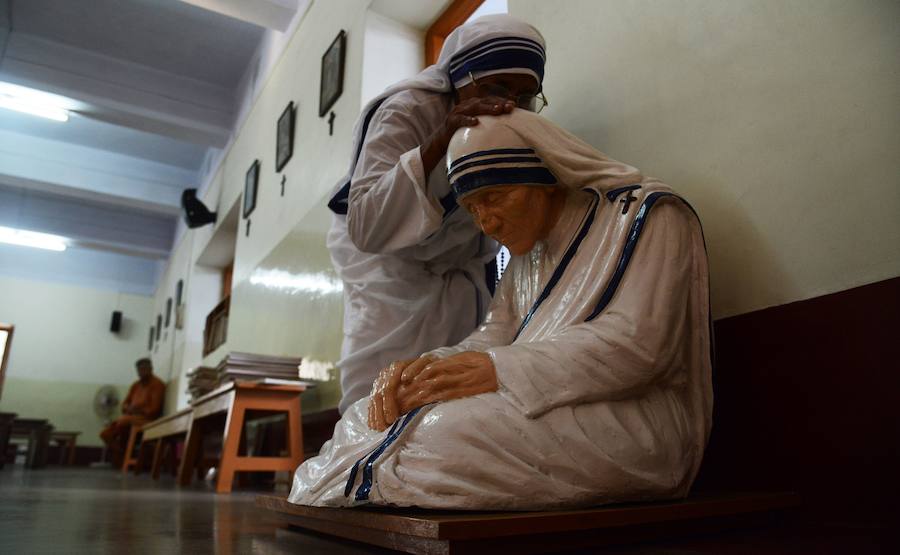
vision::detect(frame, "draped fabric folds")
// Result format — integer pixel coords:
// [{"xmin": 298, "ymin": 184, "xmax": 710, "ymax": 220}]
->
[
  {"xmin": 292, "ymin": 111, "xmax": 713, "ymax": 510},
  {"xmin": 327, "ymin": 16, "xmax": 547, "ymax": 412}
]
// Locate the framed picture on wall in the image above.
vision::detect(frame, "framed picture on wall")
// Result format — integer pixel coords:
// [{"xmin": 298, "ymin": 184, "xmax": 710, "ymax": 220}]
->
[
  {"xmin": 203, "ymin": 297, "xmax": 230, "ymax": 357},
  {"xmin": 275, "ymin": 101, "xmax": 296, "ymax": 172},
  {"xmin": 319, "ymin": 30, "xmax": 346, "ymax": 117},
  {"xmin": 243, "ymin": 159, "xmax": 260, "ymax": 218}
]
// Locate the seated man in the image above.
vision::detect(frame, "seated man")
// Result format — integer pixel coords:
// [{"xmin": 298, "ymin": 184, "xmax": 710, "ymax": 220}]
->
[
  {"xmin": 100, "ymin": 357, "xmax": 165, "ymax": 467},
  {"xmin": 289, "ymin": 110, "xmax": 712, "ymax": 510}
]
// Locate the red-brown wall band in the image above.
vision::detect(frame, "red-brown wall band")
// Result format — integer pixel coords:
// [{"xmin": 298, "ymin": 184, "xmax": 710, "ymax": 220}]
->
[{"xmin": 694, "ymin": 276, "xmax": 900, "ymax": 520}]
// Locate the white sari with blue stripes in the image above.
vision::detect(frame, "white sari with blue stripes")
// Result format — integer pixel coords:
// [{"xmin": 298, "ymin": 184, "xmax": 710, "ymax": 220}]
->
[
  {"xmin": 327, "ymin": 14, "xmax": 546, "ymax": 413},
  {"xmin": 327, "ymin": 88, "xmax": 497, "ymax": 414},
  {"xmin": 291, "ymin": 181, "xmax": 713, "ymax": 510}
]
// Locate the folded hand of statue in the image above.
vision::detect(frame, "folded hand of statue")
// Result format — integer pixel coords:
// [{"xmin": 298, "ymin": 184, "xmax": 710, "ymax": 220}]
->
[
  {"xmin": 367, "ymin": 357, "xmax": 432, "ymax": 432},
  {"xmin": 396, "ymin": 351, "xmax": 498, "ymax": 414}
]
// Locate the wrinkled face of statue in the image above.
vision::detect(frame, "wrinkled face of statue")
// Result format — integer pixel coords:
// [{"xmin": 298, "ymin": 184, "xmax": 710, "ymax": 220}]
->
[{"xmin": 461, "ymin": 185, "xmax": 557, "ymax": 255}]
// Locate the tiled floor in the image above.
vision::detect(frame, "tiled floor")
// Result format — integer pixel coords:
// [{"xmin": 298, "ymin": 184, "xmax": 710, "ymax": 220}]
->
[
  {"xmin": 0, "ymin": 465, "xmax": 892, "ymax": 554},
  {"xmin": 0, "ymin": 465, "xmax": 390, "ymax": 554}
]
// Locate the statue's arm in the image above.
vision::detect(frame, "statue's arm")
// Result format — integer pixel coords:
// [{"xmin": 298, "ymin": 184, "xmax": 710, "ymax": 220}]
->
[
  {"xmin": 346, "ymin": 102, "xmax": 445, "ymax": 254},
  {"xmin": 427, "ymin": 266, "xmax": 520, "ymax": 359},
  {"xmin": 490, "ymin": 201, "xmax": 704, "ymax": 418}
]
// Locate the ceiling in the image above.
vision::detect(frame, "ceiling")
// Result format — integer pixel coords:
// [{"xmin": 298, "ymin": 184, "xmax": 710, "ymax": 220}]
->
[
  {"xmin": 0, "ymin": 0, "xmax": 499, "ymax": 294},
  {"xmin": 12, "ymin": 0, "xmax": 265, "ymax": 88},
  {"xmin": 0, "ymin": 0, "xmax": 306, "ymax": 292}
]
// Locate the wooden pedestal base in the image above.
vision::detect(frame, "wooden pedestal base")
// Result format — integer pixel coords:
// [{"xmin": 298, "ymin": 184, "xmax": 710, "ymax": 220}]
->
[{"xmin": 258, "ymin": 492, "xmax": 799, "ymax": 555}]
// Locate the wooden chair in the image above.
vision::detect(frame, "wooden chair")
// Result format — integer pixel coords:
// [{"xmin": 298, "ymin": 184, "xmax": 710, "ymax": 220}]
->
[
  {"xmin": 50, "ymin": 431, "xmax": 80, "ymax": 466},
  {"xmin": 178, "ymin": 381, "xmax": 306, "ymax": 493}
]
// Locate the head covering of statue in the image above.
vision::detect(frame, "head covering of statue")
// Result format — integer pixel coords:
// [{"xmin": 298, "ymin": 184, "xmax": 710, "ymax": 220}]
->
[
  {"xmin": 384, "ymin": 14, "xmax": 547, "ymax": 97},
  {"xmin": 446, "ymin": 109, "xmax": 644, "ymax": 253},
  {"xmin": 329, "ymin": 14, "xmax": 548, "ymax": 215},
  {"xmin": 448, "ymin": 110, "xmax": 643, "ymax": 198}
]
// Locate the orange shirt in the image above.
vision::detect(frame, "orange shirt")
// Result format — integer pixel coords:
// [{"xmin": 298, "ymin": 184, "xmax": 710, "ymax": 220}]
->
[{"xmin": 122, "ymin": 376, "xmax": 165, "ymax": 419}]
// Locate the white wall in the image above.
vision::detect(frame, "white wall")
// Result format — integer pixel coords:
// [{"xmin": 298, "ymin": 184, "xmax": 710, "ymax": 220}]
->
[
  {"xmin": 0, "ymin": 275, "xmax": 153, "ymax": 445},
  {"xmin": 361, "ymin": 11, "xmax": 424, "ymax": 107},
  {"xmin": 146, "ymin": 226, "xmax": 194, "ymax": 413},
  {"xmin": 173, "ymin": 264, "xmax": 221, "ymax": 410},
  {"xmin": 216, "ymin": 0, "xmax": 368, "ymax": 288},
  {"xmin": 510, "ymin": 0, "xmax": 900, "ymax": 318}
]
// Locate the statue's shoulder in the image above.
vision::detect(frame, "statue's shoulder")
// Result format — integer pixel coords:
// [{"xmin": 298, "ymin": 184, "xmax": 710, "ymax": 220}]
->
[{"xmin": 381, "ymin": 88, "xmax": 448, "ymax": 116}]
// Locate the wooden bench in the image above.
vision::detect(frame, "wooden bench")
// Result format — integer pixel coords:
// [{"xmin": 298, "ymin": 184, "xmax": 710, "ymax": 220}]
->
[
  {"xmin": 121, "ymin": 421, "xmax": 148, "ymax": 475},
  {"xmin": 178, "ymin": 380, "xmax": 307, "ymax": 493},
  {"xmin": 0, "ymin": 412, "xmax": 16, "ymax": 469},
  {"xmin": 50, "ymin": 431, "xmax": 80, "ymax": 466},
  {"xmin": 11, "ymin": 418, "xmax": 53, "ymax": 469},
  {"xmin": 135, "ymin": 408, "xmax": 193, "ymax": 479},
  {"xmin": 258, "ymin": 492, "xmax": 800, "ymax": 554}
]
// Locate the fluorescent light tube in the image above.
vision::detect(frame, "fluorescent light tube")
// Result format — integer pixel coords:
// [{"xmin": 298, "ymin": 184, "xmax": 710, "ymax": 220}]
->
[
  {"xmin": 0, "ymin": 93, "xmax": 69, "ymax": 122},
  {"xmin": 0, "ymin": 226, "xmax": 68, "ymax": 251}
]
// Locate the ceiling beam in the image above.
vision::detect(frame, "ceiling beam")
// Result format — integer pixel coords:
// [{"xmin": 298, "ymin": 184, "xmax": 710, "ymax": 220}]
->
[
  {"xmin": 0, "ymin": 183, "xmax": 175, "ymax": 259},
  {"xmin": 178, "ymin": 0, "xmax": 299, "ymax": 32},
  {"xmin": 1, "ymin": 33, "xmax": 234, "ymax": 148},
  {"xmin": 0, "ymin": 130, "xmax": 190, "ymax": 216}
]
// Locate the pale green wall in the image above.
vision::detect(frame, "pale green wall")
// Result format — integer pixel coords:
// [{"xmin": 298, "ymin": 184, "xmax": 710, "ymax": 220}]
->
[
  {"xmin": 227, "ymin": 201, "xmax": 344, "ymax": 413},
  {"xmin": 510, "ymin": 0, "xmax": 900, "ymax": 317},
  {"xmin": 0, "ymin": 379, "xmax": 130, "ymax": 448},
  {"xmin": 0, "ymin": 275, "xmax": 153, "ymax": 446}
]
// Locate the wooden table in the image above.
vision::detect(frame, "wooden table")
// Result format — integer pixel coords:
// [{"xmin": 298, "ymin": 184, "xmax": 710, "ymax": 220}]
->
[
  {"xmin": 0, "ymin": 412, "xmax": 16, "ymax": 469},
  {"xmin": 258, "ymin": 492, "xmax": 801, "ymax": 554},
  {"xmin": 11, "ymin": 418, "xmax": 54, "ymax": 469},
  {"xmin": 178, "ymin": 381, "xmax": 306, "ymax": 493},
  {"xmin": 50, "ymin": 431, "xmax": 80, "ymax": 466},
  {"xmin": 138, "ymin": 408, "xmax": 192, "ymax": 479}
]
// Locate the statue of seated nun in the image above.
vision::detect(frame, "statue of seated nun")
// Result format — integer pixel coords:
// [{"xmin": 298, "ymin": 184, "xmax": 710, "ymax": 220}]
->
[{"xmin": 289, "ymin": 109, "xmax": 713, "ymax": 511}]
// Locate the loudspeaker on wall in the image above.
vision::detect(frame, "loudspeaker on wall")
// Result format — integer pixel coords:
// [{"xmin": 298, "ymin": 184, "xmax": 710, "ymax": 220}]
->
[{"xmin": 110, "ymin": 311, "xmax": 122, "ymax": 333}]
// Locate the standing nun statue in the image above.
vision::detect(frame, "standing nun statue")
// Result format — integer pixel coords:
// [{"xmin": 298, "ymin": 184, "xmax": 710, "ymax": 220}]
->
[{"xmin": 327, "ymin": 15, "xmax": 550, "ymax": 413}]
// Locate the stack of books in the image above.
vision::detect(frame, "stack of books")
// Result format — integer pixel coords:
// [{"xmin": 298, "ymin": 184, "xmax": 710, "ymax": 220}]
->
[
  {"xmin": 215, "ymin": 351, "xmax": 302, "ymax": 384},
  {"xmin": 186, "ymin": 366, "xmax": 219, "ymax": 400}
]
